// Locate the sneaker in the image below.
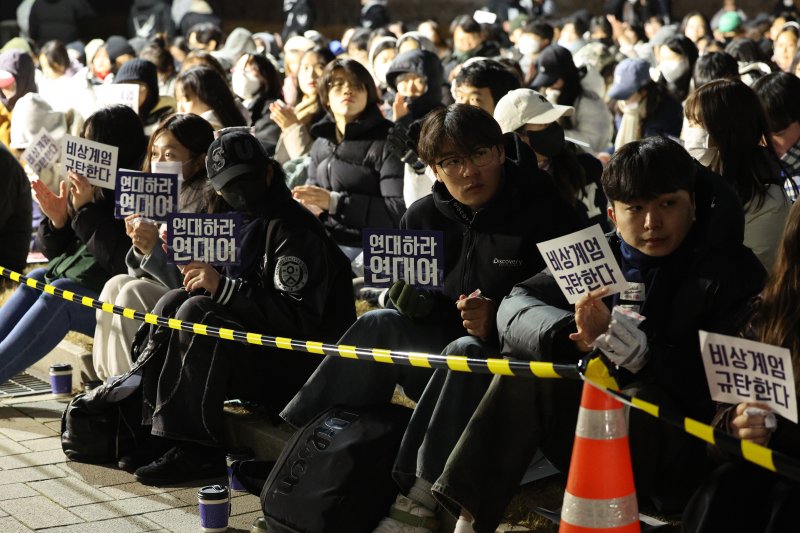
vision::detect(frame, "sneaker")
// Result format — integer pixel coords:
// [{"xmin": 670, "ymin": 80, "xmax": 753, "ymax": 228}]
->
[
  {"xmin": 250, "ymin": 516, "xmax": 269, "ymax": 533},
  {"xmin": 134, "ymin": 445, "xmax": 226, "ymax": 486},
  {"xmin": 118, "ymin": 436, "xmax": 173, "ymax": 473},
  {"xmin": 373, "ymin": 495, "xmax": 439, "ymax": 533}
]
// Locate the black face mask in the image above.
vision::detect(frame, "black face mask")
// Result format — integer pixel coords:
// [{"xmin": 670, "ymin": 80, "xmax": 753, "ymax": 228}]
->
[
  {"xmin": 526, "ymin": 123, "xmax": 565, "ymax": 158},
  {"xmin": 220, "ymin": 177, "xmax": 268, "ymax": 213}
]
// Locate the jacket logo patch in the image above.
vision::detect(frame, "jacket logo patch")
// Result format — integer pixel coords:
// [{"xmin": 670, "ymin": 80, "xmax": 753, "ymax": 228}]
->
[
  {"xmin": 493, "ymin": 258, "xmax": 523, "ymax": 267},
  {"xmin": 274, "ymin": 256, "xmax": 308, "ymax": 293}
]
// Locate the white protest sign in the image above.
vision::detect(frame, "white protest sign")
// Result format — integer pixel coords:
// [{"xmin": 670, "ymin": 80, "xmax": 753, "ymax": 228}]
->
[
  {"xmin": 61, "ymin": 134, "xmax": 119, "ymax": 190},
  {"xmin": 94, "ymin": 84, "xmax": 140, "ymax": 114},
  {"xmin": 473, "ymin": 9, "xmax": 497, "ymax": 24},
  {"xmin": 536, "ymin": 224, "xmax": 627, "ymax": 304},
  {"xmin": 699, "ymin": 330, "xmax": 797, "ymax": 423},
  {"xmin": 21, "ymin": 128, "xmax": 60, "ymax": 175}
]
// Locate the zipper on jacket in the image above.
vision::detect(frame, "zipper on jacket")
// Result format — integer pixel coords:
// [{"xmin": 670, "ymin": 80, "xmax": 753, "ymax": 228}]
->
[{"xmin": 460, "ymin": 211, "xmax": 479, "ymax": 295}]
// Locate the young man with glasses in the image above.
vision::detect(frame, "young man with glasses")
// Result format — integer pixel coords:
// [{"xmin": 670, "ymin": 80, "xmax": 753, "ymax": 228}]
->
[{"xmin": 281, "ymin": 104, "xmax": 585, "ymax": 532}]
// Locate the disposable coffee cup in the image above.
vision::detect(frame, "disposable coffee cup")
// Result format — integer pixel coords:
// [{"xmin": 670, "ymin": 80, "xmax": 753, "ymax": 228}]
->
[
  {"xmin": 226, "ymin": 447, "xmax": 255, "ymax": 492},
  {"xmin": 49, "ymin": 364, "xmax": 72, "ymax": 396},
  {"xmin": 197, "ymin": 484, "xmax": 229, "ymax": 532}
]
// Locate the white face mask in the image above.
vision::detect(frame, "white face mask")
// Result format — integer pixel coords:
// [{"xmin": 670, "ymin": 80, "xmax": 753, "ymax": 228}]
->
[
  {"xmin": 151, "ymin": 160, "xmax": 185, "ymax": 182},
  {"xmin": 374, "ymin": 62, "xmax": 391, "ymax": 84},
  {"xmin": 658, "ymin": 58, "xmax": 689, "ymax": 84},
  {"xmin": 682, "ymin": 126, "xmax": 717, "ymax": 166},
  {"xmin": 232, "ymin": 70, "xmax": 261, "ymax": 100},
  {"xmin": 518, "ymin": 37, "xmax": 541, "ymax": 56}
]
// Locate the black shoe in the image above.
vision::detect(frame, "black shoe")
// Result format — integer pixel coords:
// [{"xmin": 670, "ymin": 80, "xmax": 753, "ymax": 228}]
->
[
  {"xmin": 118, "ymin": 436, "xmax": 174, "ymax": 473},
  {"xmin": 134, "ymin": 445, "xmax": 226, "ymax": 486}
]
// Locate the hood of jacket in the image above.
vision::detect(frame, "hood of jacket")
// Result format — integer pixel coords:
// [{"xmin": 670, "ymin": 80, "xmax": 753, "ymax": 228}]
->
[{"xmin": 385, "ymin": 49, "xmax": 444, "ymax": 121}]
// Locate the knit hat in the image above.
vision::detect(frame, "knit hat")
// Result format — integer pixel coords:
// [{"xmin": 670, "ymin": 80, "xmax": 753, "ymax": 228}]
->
[
  {"xmin": 206, "ymin": 130, "xmax": 270, "ymax": 192},
  {"xmin": 114, "ymin": 58, "xmax": 159, "ymax": 116},
  {"xmin": 9, "ymin": 93, "xmax": 67, "ymax": 150},
  {"xmin": 104, "ymin": 35, "xmax": 135, "ymax": 63},
  {"xmin": 718, "ymin": 12, "xmax": 742, "ymax": 34},
  {"xmin": 493, "ymin": 89, "xmax": 574, "ymax": 133}
]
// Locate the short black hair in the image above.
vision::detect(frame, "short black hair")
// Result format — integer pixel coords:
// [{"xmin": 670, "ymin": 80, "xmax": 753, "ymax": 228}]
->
[
  {"xmin": 450, "ymin": 14, "xmax": 483, "ymax": 35},
  {"xmin": 188, "ymin": 22, "xmax": 223, "ymax": 49},
  {"xmin": 417, "ymin": 104, "xmax": 504, "ymax": 165},
  {"xmin": 602, "ymin": 136, "xmax": 696, "ymax": 203},
  {"xmin": 752, "ymin": 72, "xmax": 800, "ymax": 133},
  {"xmin": 693, "ymin": 51, "xmax": 739, "ymax": 88},
  {"xmin": 454, "ymin": 59, "xmax": 520, "ymax": 108},
  {"xmin": 522, "ymin": 21, "xmax": 554, "ymax": 42}
]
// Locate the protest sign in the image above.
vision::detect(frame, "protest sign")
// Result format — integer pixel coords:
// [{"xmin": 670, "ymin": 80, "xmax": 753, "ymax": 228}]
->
[
  {"xmin": 94, "ymin": 84, "xmax": 140, "ymax": 114},
  {"xmin": 363, "ymin": 229, "xmax": 444, "ymax": 289},
  {"xmin": 536, "ymin": 224, "xmax": 627, "ymax": 304},
  {"xmin": 168, "ymin": 213, "xmax": 241, "ymax": 266},
  {"xmin": 61, "ymin": 135, "xmax": 119, "ymax": 189},
  {"xmin": 21, "ymin": 129, "xmax": 60, "ymax": 175},
  {"xmin": 699, "ymin": 330, "xmax": 797, "ymax": 423},
  {"xmin": 115, "ymin": 170, "xmax": 179, "ymax": 221}
]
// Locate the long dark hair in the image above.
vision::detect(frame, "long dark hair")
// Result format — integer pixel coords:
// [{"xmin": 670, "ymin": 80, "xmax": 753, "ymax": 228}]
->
[
  {"xmin": 748, "ymin": 200, "xmax": 800, "ymax": 388},
  {"xmin": 684, "ymin": 79, "xmax": 782, "ymax": 210},
  {"xmin": 176, "ymin": 66, "xmax": 248, "ymax": 128},
  {"xmin": 241, "ymin": 53, "xmax": 283, "ymax": 101}
]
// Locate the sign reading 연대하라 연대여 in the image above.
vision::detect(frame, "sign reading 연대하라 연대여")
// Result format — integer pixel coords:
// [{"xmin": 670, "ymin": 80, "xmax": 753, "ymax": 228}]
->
[
  {"xmin": 536, "ymin": 224, "xmax": 628, "ymax": 304},
  {"xmin": 700, "ymin": 330, "xmax": 798, "ymax": 423},
  {"xmin": 363, "ymin": 229, "xmax": 444, "ymax": 289},
  {"xmin": 115, "ymin": 170, "xmax": 179, "ymax": 222},
  {"xmin": 167, "ymin": 213, "xmax": 242, "ymax": 266}
]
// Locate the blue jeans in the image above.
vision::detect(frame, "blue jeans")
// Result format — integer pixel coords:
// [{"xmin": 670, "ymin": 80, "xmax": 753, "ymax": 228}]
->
[{"xmin": 0, "ymin": 268, "xmax": 98, "ymax": 383}]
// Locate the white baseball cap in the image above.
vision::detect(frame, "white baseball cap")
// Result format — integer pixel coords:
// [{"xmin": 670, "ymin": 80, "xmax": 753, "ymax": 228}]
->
[{"xmin": 493, "ymin": 88, "xmax": 574, "ymax": 133}]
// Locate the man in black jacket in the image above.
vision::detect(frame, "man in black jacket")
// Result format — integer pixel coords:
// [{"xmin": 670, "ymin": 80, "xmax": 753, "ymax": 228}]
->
[
  {"xmin": 281, "ymin": 104, "xmax": 585, "ymax": 530},
  {"xmin": 432, "ymin": 136, "xmax": 767, "ymax": 533},
  {"xmin": 127, "ymin": 131, "xmax": 356, "ymax": 485}
]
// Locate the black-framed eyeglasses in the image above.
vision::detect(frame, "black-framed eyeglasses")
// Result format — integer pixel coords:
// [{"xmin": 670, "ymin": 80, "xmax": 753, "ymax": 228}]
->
[{"xmin": 436, "ymin": 146, "xmax": 495, "ymax": 177}]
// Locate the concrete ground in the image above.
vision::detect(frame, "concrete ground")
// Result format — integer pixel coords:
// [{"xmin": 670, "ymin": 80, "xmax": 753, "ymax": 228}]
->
[{"xmin": 0, "ymin": 393, "xmax": 264, "ymax": 533}]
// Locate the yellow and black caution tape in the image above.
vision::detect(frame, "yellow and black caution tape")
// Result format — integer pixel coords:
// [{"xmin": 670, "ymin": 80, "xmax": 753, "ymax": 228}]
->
[
  {"xmin": 0, "ymin": 266, "xmax": 579, "ymax": 381},
  {"xmin": 6, "ymin": 265, "xmax": 800, "ymax": 482},
  {"xmin": 583, "ymin": 375, "xmax": 800, "ymax": 485}
]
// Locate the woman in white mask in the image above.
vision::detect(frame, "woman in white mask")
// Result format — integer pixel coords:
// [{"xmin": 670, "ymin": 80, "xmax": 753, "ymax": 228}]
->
[
  {"xmin": 684, "ymin": 79, "xmax": 790, "ymax": 271},
  {"xmin": 92, "ymin": 114, "xmax": 215, "ymax": 382},
  {"xmin": 655, "ymin": 34, "xmax": 698, "ymax": 103},
  {"xmin": 231, "ymin": 53, "xmax": 283, "ymax": 156}
]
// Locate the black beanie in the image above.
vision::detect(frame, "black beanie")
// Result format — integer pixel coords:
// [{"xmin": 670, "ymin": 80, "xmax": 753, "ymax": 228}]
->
[
  {"xmin": 104, "ymin": 35, "xmax": 135, "ymax": 63},
  {"xmin": 114, "ymin": 58, "xmax": 159, "ymax": 117}
]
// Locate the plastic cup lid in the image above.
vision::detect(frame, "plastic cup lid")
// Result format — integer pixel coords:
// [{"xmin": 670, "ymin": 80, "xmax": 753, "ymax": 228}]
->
[
  {"xmin": 198, "ymin": 484, "xmax": 228, "ymax": 500},
  {"xmin": 49, "ymin": 363, "xmax": 73, "ymax": 371}
]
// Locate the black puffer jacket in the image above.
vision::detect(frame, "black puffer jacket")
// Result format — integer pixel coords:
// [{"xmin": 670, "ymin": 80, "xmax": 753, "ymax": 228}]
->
[
  {"xmin": 0, "ymin": 144, "xmax": 31, "ymax": 273},
  {"xmin": 401, "ymin": 141, "xmax": 586, "ymax": 342},
  {"xmin": 385, "ymin": 49, "xmax": 445, "ymax": 128},
  {"xmin": 308, "ymin": 105, "xmax": 405, "ymax": 247}
]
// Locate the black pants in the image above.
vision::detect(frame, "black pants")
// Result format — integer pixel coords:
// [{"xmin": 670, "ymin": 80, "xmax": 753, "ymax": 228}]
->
[{"xmin": 140, "ymin": 289, "xmax": 320, "ymax": 446}]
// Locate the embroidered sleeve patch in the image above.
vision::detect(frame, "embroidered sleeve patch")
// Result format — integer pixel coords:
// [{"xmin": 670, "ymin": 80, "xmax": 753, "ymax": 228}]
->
[{"xmin": 274, "ymin": 256, "xmax": 309, "ymax": 293}]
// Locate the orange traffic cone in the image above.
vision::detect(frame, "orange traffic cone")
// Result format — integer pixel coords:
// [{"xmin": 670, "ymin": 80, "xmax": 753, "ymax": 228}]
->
[{"xmin": 559, "ymin": 381, "xmax": 640, "ymax": 533}]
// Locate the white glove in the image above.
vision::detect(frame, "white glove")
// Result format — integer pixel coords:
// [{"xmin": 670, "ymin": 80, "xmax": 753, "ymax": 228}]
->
[{"xmin": 593, "ymin": 306, "xmax": 649, "ymax": 373}]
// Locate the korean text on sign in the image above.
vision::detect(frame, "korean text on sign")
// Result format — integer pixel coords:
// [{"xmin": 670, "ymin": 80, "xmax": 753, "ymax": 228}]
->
[
  {"xmin": 363, "ymin": 229, "xmax": 444, "ymax": 289},
  {"xmin": 536, "ymin": 224, "xmax": 628, "ymax": 304},
  {"xmin": 699, "ymin": 330, "xmax": 797, "ymax": 423},
  {"xmin": 21, "ymin": 129, "xmax": 60, "ymax": 175},
  {"xmin": 167, "ymin": 213, "xmax": 241, "ymax": 266},
  {"xmin": 60, "ymin": 134, "xmax": 119, "ymax": 190},
  {"xmin": 115, "ymin": 170, "xmax": 179, "ymax": 221}
]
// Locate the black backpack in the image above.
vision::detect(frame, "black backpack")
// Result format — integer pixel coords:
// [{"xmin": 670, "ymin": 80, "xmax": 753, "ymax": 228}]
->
[{"xmin": 260, "ymin": 404, "xmax": 412, "ymax": 533}]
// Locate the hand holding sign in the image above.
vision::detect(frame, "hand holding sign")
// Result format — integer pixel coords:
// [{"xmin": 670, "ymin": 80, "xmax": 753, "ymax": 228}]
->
[
  {"xmin": 126, "ymin": 214, "xmax": 159, "ymax": 256},
  {"xmin": 292, "ymin": 185, "xmax": 331, "ymax": 211},
  {"xmin": 731, "ymin": 402, "xmax": 776, "ymax": 446},
  {"xmin": 568, "ymin": 287, "xmax": 611, "ymax": 352},
  {"xmin": 68, "ymin": 170, "xmax": 94, "ymax": 211},
  {"xmin": 180, "ymin": 262, "xmax": 220, "ymax": 294},
  {"xmin": 32, "ymin": 179, "xmax": 69, "ymax": 229}
]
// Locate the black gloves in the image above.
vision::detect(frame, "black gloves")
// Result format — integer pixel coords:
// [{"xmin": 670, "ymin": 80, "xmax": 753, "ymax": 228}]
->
[{"xmin": 387, "ymin": 123, "xmax": 426, "ymax": 173}]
